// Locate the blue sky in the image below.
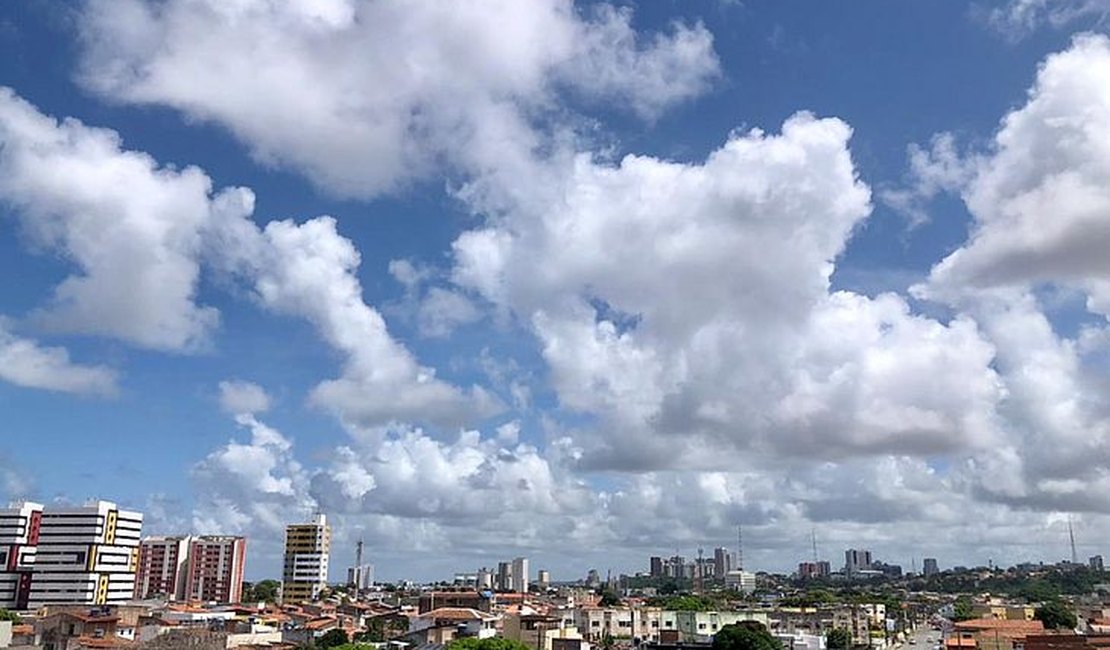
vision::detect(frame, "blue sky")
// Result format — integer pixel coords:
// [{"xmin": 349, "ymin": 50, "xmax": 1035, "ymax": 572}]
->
[{"xmin": 3, "ymin": 0, "xmax": 1110, "ymax": 583}]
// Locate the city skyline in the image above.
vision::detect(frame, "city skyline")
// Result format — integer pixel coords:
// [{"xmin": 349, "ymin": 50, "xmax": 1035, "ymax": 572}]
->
[{"xmin": 3, "ymin": 1, "xmax": 1110, "ymax": 583}]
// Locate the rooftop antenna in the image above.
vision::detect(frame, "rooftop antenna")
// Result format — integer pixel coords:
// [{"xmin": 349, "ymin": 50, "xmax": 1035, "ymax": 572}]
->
[
  {"xmin": 811, "ymin": 528, "xmax": 819, "ymax": 563},
  {"xmin": 737, "ymin": 525, "xmax": 744, "ymax": 572},
  {"xmin": 356, "ymin": 538, "xmax": 364, "ymax": 568},
  {"xmin": 1069, "ymin": 516, "xmax": 1079, "ymax": 564}
]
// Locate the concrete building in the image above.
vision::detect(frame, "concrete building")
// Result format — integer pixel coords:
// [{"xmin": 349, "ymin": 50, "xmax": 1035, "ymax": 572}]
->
[
  {"xmin": 28, "ymin": 500, "xmax": 142, "ymax": 607},
  {"xmin": 348, "ymin": 564, "xmax": 374, "ymax": 591},
  {"xmin": 724, "ymin": 570, "xmax": 756, "ymax": 594},
  {"xmin": 135, "ymin": 536, "xmax": 190, "ymax": 600},
  {"xmin": 713, "ymin": 548, "xmax": 733, "ymax": 578},
  {"xmin": 135, "ymin": 535, "xmax": 246, "ymax": 603},
  {"xmin": 504, "ymin": 609, "xmax": 584, "ymax": 650},
  {"xmin": 650, "ymin": 557, "xmax": 664, "ymax": 577},
  {"xmin": 844, "ymin": 549, "xmax": 872, "ymax": 577},
  {"xmin": 798, "ymin": 562, "xmax": 831, "ymax": 580},
  {"xmin": 184, "ymin": 536, "xmax": 246, "ymax": 603},
  {"xmin": 539, "ymin": 569, "xmax": 552, "ymax": 589},
  {"xmin": 0, "ymin": 501, "xmax": 42, "ymax": 610},
  {"xmin": 497, "ymin": 561, "xmax": 513, "ymax": 591},
  {"xmin": 1091, "ymin": 555, "xmax": 1105, "ymax": 572},
  {"xmin": 512, "ymin": 556, "xmax": 530, "ymax": 593},
  {"xmin": 923, "ymin": 558, "xmax": 939, "ymax": 577},
  {"xmin": 477, "ymin": 567, "xmax": 494, "ymax": 590},
  {"xmin": 282, "ymin": 514, "xmax": 330, "ymax": 603}
]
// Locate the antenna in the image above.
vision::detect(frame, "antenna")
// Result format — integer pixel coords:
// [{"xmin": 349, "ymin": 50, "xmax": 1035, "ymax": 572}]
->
[
  {"xmin": 356, "ymin": 538, "xmax": 364, "ymax": 567},
  {"xmin": 696, "ymin": 548, "xmax": 704, "ymax": 593},
  {"xmin": 737, "ymin": 525, "xmax": 744, "ymax": 572},
  {"xmin": 1069, "ymin": 516, "xmax": 1078, "ymax": 564},
  {"xmin": 811, "ymin": 528, "xmax": 818, "ymax": 563}
]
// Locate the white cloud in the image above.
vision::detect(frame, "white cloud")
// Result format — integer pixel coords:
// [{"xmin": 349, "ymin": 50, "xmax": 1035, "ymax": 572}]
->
[
  {"xmin": 0, "ymin": 87, "xmax": 227, "ymax": 351},
  {"xmin": 76, "ymin": 0, "xmax": 718, "ymax": 198},
  {"xmin": 192, "ymin": 414, "xmax": 314, "ymax": 537},
  {"xmin": 921, "ymin": 34, "xmax": 1110, "ymax": 305},
  {"xmin": 910, "ymin": 34, "xmax": 1110, "ymax": 513},
  {"xmin": 218, "ymin": 379, "xmax": 271, "ymax": 416},
  {"xmin": 452, "ymin": 112, "xmax": 1004, "ymax": 470},
  {"xmin": 0, "ymin": 321, "xmax": 118, "ymax": 396},
  {"xmin": 0, "ymin": 88, "xmax": 493, "ymax": 429},
  {"xmin": 226, "ymin": 216, "xmax": 501, "ymax": 428},
  {"xmin": 983, "ymin": 0, "xmax": 1110, "ymax": 40},
  {"xmin": 881, "ymin": 132, "xmax": 976, "ymax": 226}
]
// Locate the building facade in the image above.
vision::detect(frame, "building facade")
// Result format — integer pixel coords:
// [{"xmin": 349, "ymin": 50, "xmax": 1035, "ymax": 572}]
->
[
  {"xmin": 28, "ymin": 500, "xmax": 143, "ymax": 607},
  {"xmin": 844, "ymin": 549, "xmax": 872, "ymax": 577},
  {"xmin": 0, "ymin": 501, "xmax": 43, "ymax": 610},
  {"xmin": 923, "ymin": 558, "xmax": 939, "ymax": 576},
  {"xmin": 512, "ymin": 557, "xmax": 530, "ymax": 593},
  {"xmin": 714, "ymin": 548, "xmax": 733, "ymax": 578},
  {"xmin": 184, "ymin": 536, "xmax": 246, "ymax": 603},
  {"xmin": 282, "ymin": 514, "xmax": 330, "ymax": 603},
  {"xmin": 134, "ymin": 536, "xmax": 190, "ymax": 600}
]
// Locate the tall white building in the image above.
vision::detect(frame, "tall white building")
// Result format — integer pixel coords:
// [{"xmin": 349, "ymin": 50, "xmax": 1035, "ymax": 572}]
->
[
  {"xmin": 28, "ymin": 500, "xmax": 143, "ymax": 607},
  {"xmin": 511, "ymin": 557, "xmax": 529, "ymax": 593},
  {"xmin": 282, "ymin": 514, "xmax": 330, "ymax": 603},
  {"xmin": 0, "ymin": 501, "xmax": 43, "ymax": 610}
]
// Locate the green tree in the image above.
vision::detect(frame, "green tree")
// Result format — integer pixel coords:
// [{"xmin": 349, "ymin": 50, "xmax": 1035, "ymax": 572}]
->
[
  {"xmin": 242, "ymin": 579, "xmax": 281, "ymax": 603},
  {"xmin": 600, "ymin": 589, "xmax": 622, "ymax": 607},
  {"xmin": 1035, "ymin": 600, "xmax": 1077, "ymax": 630},
  {"xmin": 318, "ymin": 628, "xmax": 350, "ymax": 649},
  {"xmin": 0, "ymin": 609, "xmax": 20, "ymax": 623},
  {"xmin": 952, "ymin": 596, "xmax": 975, "ymax": 622},
  {"xmin": 447, "ymin": 638, "xmax": 533, "ymax": 650},
  {"xmin": 599, "ymin": 633, "xmax": 616, "ymax": 650},
  {"xmin": 826, "ymin": 628, "xmax": 852, "ymax": 650},
  {"xmin": 355, "ymin": 618, "xmax": 387, "ymax": 642},
  {"xmin": 713, "ymin": 622, "xmax": 783, "ymax": 650}
]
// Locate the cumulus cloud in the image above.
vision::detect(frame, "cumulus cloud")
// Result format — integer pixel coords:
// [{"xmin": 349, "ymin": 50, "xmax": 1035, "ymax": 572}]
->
[
  {"xmin": 452, "ymin": 112, "xmax": 1004, "ymax": 470},
  {"xmin": 0, "ymin": 320, "xmax": 117, "ymax": 396},
  {"xmin": 218, "ymin": 379, "xmax": 271, "ymax": 416},
  {"xmin": 0, "ymin": 87, "xmax": 224, "ymax": 351},
  {"xmin": 77, "ymin": 0, "xmax": 718, "ymax": 198},
  {"xmin": 921, "ymin": 34, "xmax": 1110, "ymax": 305},
  {"xmin": 192, "ymin": 414, "xmax": 314, "ymax": 537},
  {"xmin": 0, "ymin": 88, "xmax": 492, "ymax": 430},
  {"xmin": 907, "ymin": 34, "xmax": 1110, "ymax": 514}
]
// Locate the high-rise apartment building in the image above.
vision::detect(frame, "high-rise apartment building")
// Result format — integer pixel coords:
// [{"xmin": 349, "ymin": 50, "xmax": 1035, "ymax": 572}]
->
[
  {"xmin": 844, "ymin": 549, "xmax": 872, "ymax": 577},
  {"xmin": 28, "ymin": 500, "xmax": 143, "ymax": 607},
  {"xmin": 184, "ymin": 536, "xmax": 246, "ymax": 603},
  {"xmin": 537, "ymin": 569, "xmax": 550, "ymax": 589},
  {"xmin": 649, "ymin": 556, "xmax": 663, "ymax": 577},
  {"xmin": 511, "ymin": 557, "xmax": 529, "ymax": 593},
  {"xmin": 282, "ymin": 514, "xmax": 330, "ymax": 603},
  {"xmin": 135, "ymin": 536, "xmax": 246, "ymax": 603},
  {"xmin": 0, "ymin": 501, "xmax": 43, "ymax": 610},
  {"xmin": 134, "ymin": 536, "xmax": 190, "ymax": 600},
  {"xmin": 496, "ymin": 561, "xmax": 512, "ymax": 591},
  {"xmin": 798, "ymin": 561, "xmax": 831, "ymax": 580},
  {"xmin": 713, "ymin": 547, "xmax": 733, "ymax": 578},
  {"xmin": 922, "ymin": 557, "xmax": 939, "ymax": 577}
]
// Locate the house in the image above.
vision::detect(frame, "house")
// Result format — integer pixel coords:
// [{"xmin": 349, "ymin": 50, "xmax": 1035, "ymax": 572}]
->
[{"xmin": 407, "ymin": 607, "xmax": 499, "ymax": 645}]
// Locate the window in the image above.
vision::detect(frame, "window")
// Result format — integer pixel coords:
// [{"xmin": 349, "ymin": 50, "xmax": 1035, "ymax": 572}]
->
[{"xmin": 699, "ymin": 624, "xmax": 706, "ymax": 630}]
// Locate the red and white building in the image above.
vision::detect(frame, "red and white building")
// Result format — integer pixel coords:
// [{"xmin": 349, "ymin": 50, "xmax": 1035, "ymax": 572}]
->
[
  {"xmin": 0, "ymin": 501, "xmax": 43, "ymax": 610},
  {"xmin": 135, "ymin": 535, "xmax": 246, "ymax": 603}
]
